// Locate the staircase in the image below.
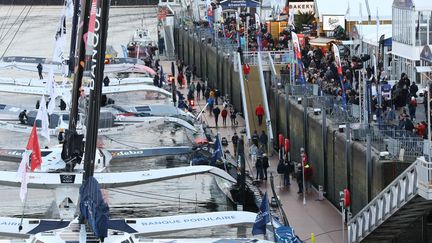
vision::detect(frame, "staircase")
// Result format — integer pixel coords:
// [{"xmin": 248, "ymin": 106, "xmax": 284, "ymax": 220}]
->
[{"xmin": 348, "ymin": 157, "xmax": 432, "ymax": 242}]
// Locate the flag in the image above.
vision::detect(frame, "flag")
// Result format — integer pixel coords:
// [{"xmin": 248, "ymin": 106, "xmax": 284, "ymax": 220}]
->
[
  {"xmin": 252, "ymin": 192, "xmax": 270, "ymax": 235},
  {"xmin": 291, "ymin": 32, "xmax": 302, "ymax": 59},
  {"xmin": 27, "ymin": 123, "xmax": 42, "ymax": 172},
  {"xmin": 46, "ymin": 68, "xmax": 59, "ymax": 114},
  {"xmin": 210, "ymin": 135, "xmax": 222, "ymax": 166},
  {"xmin": 53, "ymin": 14, "xmax": 66, "ymax": 63},
  {"xmin": 254, "ymin": 13, "xmax": 261, "ymax": 31},
  {"xmin": 332, "ymin": 44, "xmax": 343, "ymax": 76},
  {"xmin": 36, "ymin": 95, "xmax": 50, "ymax": 142},
  {"xmin": 64, "ymin": 0, "xmax": 74, "ymax": 18},
  {"xmin": 17, "ymin": 150, "xmax": 31, "ymax": 203},
  {"xmin": 288, "ymin": 10, "xmax": 295, "ymax": 29}
]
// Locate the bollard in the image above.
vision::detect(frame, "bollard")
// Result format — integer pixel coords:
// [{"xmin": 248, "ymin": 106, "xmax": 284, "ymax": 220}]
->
[
  {"xmin": 317, "ymin": 185, "xmax": 326, "ymax": 201},
  {"xmin": 311, "ymin": 232, "xmax": 315, "ymax": 243}
]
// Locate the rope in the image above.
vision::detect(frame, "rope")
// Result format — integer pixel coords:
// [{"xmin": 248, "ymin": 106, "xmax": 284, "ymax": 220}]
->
[
  {"xmin": 0, "ymin": 4, "xmax": 27, "ymax": 44},
  {"xmin": 0, "ymin": 4, "xmax": 15, "ymax": 41},
  {"xmin": 1, "ymin": 2, "xmax": 33, "ymax": 59}
]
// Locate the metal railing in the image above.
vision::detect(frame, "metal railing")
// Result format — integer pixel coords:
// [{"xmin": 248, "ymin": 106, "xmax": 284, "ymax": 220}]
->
[{"xmin": 348, "ymin": 158, "xmax": 419, "ymax": 242}]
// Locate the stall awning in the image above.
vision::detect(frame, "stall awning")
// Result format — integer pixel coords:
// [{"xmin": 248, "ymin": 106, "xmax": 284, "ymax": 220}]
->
[{"xmin": 415, "ymin": 66, "xmax": 432, "ymax": 73}]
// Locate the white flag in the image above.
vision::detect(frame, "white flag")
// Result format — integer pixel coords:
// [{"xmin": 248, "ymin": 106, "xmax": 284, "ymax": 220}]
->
[
  {"xmin": 288, "ymin": 11, "xmax": 295, "ymax": 29},
  {"xmin": 17, "ymin": 150, "xmax": 31, "ymax": 203},
  {"xmin": 64, "ymin": 0, "xmax": 74, "ymax": 18},
  {"xmin": 46, "ymin": 68, "xmax": 59, "ymax": 115},
  {"xmin": 36, "ymin": 95, "xmax": 50, "ymax": 142},
  {"xmin": 53, "ymin": 14, "xmax": 66, "ymax": 63},
  {"xmin": 255, "ymin": 13, "xmax": 261, "ymax": 30}
]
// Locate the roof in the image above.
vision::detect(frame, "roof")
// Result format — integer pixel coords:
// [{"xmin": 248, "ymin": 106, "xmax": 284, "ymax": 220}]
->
[
  {"xmin": 315, "ymin": 0, "xmax": 393, "ymax": 22},
  {"xmin": 355, "ymin": 24, "xmax": 392, "ymax": 46},
  {"xmin": 393, "ymin": 0, "xmax": 432, "ymax": 11}
]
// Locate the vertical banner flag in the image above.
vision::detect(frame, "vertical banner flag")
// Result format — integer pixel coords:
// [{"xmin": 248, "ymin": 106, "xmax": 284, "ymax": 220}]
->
[
  {"xmin": 252, "ymin": 192, "xmax": 270, "ymax": 235},
  {"xmin": 36, "ymin": 95, "xmax": 50, "ymax": 142},
  {"xmin": 332, "ymin": 44, "xmax": 347, "ymax": 110},
  {"xmin": 292, "ymin": 32, "xmax": 306, "ymax": 85},
  {"xmin": 17, "ymin": 150, "xmax": 31, "ymax": 202},
  {"xmin": 53, "ymin": 14, "xmax": 66, "ymax": 63}
]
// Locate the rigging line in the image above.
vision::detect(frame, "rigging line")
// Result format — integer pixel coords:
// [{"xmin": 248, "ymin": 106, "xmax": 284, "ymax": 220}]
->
[
  {"xmin": 109, "ymin": 187, "xmax": 203, "ymax": 203},
  {"xmin": 0, "ymin": 4, "xmax": 15, "ymax": 41},
  {"xmin": 0, "ymin": 3, "xmax": 33, "ymax": 59},
  {"xmin": 107, "ymin": 188, "xmax": 209, "ymax": 205},
  {"xmin": 0, "ymin": 4, "xmax": 27, "ymax": 44}
]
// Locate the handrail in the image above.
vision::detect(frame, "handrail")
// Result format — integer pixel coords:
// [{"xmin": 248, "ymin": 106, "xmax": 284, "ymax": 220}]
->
[
  {"xmin": 348, "ymin": 158, "xmax": 420, "ymax": 242},
  {"xmin": 237, "ymin": 52, "xmax": 251, "ymax": 141},
  {"xmin": 257, "ymin": 52, "xmax": 274, "ymax": 144}
]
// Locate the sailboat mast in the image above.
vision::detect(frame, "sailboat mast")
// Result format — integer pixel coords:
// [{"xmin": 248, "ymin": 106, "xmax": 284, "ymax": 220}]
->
[
  {"xmin": 83, "ymin": 0, "xmax": 110, "ymax": 180},
  {"xmin": 68, "ymin": 0, "xmax": 81, "ymax": 75},
  {"xmin": 68, "ymin": 0, "xmax": 92, "ymax": 131}
]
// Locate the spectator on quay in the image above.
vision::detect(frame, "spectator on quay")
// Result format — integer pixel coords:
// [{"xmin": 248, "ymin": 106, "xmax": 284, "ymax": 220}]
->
[
  {"xmin": 408, "ymin": 96, "xmax": 417, "ymax": 121},
  {"xmin": 230, "ymin": 108, "xmax": 237, "ymax": 126},
  {"xmin": 255, "ymin": 104, "xmax": 265, "ymax": 126},
  {"xmin": 409, "ymin": 81, "xmax": 418, "ymax": 98},
  {"xmin": 212, "ymin": 106, "xmax": 221, "ymax": 127},
  {"xmin": 296, "ymin": 163, "xmax": 303, "ymax": 194},
  {"xmin": 255, "ymin": 155, "xmax": 264, "ymax": 181},
  {"xmin": 259, "ymin": 130, "xmax": 268, "ymax": 153},
  {"xmin": 251, "ymin": 130, "xmax": 259, "ymax": 146},
  {"xmin": 249, "ymin": 143, "xmax": 258, "ymax": 166},
  {"xmin": 221, "ymin": 107, "xmax": 228, "ymax": 127},
  {"xmin": 262, "ymin": 153, "xmax": 269, "ymax": 180},
  {"xmin": 231, "ymin": 132, "xmax": 239, "ymax": 156},
  {"xmin": 196, "ymin": 81, "xmax": 202, "ymax": 100}
]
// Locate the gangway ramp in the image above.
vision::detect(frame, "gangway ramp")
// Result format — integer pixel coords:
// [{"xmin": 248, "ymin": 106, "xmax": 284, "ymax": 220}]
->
[
  {"xmin": 348, "ymin": 157, "xmax": 432, "ymax": 242},
  {"xmin": 243, "ymin": 64, "xmax": 265, "ymax": 137}
]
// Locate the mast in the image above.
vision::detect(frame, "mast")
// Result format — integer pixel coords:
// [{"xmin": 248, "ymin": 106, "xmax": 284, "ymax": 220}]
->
[
  {"xmin": 68, "ymin": 0, "xmax": 80, "ymax": 76},
  {"xmin": 83, "ymin": 0, "xmax": 110, "ymax": 180},
  {"xmin": 68, "ymin": 0, "xmax": 92, "ymax": 131}
]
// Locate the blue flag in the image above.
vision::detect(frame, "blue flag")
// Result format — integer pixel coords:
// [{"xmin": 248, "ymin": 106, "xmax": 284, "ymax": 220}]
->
[
  {"xmin": 252, "ymin": 192, "xmax": 270, "ymax": 235},
  {"xmin": 210, "ymin": 135, "xmax": 222, "ymax": 166}
]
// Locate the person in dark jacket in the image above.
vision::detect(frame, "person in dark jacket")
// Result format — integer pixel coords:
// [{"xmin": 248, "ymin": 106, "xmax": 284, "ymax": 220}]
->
[
  {"xmin": 19, "ymin": 110, "xmax": 28, "ymax": 124},
  {"xmin": 259, "ymin": 130, "xmax": 268, "ymax": 153},
  {"xmin": 262, "ymin": 153, "xmax": 269, "ymax": 180},
  {"xmin": 296, "ymin": 163, "xmax": 303, "ymax": 194},
  {"xmin": 251, "ymin": 130, "xmax": 259, "ymax": 146},
  {"xmin": 37, "ymin": 63, "xmax": 43, "ymax": 79},
  {"xmin": 196, "ymin": 82, "xmax": 202, "ymax": 100},
  {"xmin": 255, "ymin": 156, "xmax": 264, "ymax": 181},
  {"xmin": 212, "ymin": 106, "xmax": 221, "ymax": 127},
  {"xmin": 231, "ymin": 132, "xmax": 239, "ymax": 156},
  {"xmin": 284, "ymin": 160, "xmax": 291, "ymax": 186},
  {"xmin": 103, "ymin": 76, "xmax": 110, "ymax": 86},
  {"xmin": 153, "ymin": 73, "xmax": 160, "ymax": 87}
]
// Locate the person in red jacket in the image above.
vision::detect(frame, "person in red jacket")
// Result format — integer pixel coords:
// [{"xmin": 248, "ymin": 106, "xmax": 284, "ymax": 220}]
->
[
  {"xmin": 243, "ymin": 63, "xmax": 250, "ymax": 80},
  {"xmin": 255, "ymin": 104, "xmax": 264, "ymax": 126},
  {"xmin": 221, "ymin": 108, "xmax": 228, "ymax": 127}
]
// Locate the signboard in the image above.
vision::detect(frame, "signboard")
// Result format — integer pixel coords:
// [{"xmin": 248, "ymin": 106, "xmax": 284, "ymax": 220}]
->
[
  {"xmin": 220, "ymin": 0, "xmax": 260, "ymax": 9},
  {"xmin": 322, "ymin": 15, "xmax": 345, "ymax": 31},
  {"xmin": 288, "ymin": 2, "xmax": 314, "ymax": 14}
]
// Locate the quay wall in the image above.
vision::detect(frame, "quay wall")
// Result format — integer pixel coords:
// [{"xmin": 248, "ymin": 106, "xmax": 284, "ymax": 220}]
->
[{"xmin": 175, "ymin": 27, "xmax": 403, "ymax": 215}]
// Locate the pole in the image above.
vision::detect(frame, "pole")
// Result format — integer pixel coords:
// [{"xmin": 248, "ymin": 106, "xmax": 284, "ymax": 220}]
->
[
  {"xmin": 68, "ymin": 0, "xmax": 81, "ymax": 75},
  {"xmin": 68, "ymin": 0, "xmax": 93, "ymax": 131},
  {"xmin": 83, "ymin": 0, "xmax": 111, "ymax": 181},
  {"xmin": 342, "ymin": 206, "xmax": 345, "ymax": 243}
]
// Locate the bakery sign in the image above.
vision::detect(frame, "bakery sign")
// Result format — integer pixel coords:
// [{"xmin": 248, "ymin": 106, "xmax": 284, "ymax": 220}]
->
[
  {"xmin": 322, "ymin": 15, "xmax": 345, "ymax": 31},
  {"xmin": 288, "ymin": 2, "xmax": 314, "ymax": 14}
]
